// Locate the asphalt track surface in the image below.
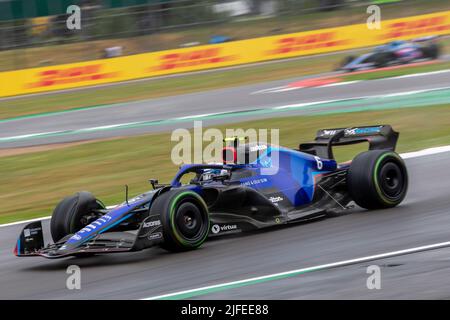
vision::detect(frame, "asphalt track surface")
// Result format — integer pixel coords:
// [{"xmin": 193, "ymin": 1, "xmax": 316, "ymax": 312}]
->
[
  {"xmin": 1, "ymin": 151, "xmax": 450, "ymax": 299},
  {"xmin": 1, "ymin": 69, "xmax": 450, "ymax": 148}
]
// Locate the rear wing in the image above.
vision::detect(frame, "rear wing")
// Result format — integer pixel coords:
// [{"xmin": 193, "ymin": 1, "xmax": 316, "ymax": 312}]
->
[{"xmin": 299, "ymin": 125, "xmax": 399, "ymax": 159}]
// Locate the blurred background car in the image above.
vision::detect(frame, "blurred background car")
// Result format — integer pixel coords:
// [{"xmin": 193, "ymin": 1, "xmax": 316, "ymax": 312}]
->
[
  {"xmin": 339, "ymin": 36, "xmax": 441, "ymax": 72},
  {"xmin": 0, "ymin": 0, "xmax": 447, "ymax": 71}
]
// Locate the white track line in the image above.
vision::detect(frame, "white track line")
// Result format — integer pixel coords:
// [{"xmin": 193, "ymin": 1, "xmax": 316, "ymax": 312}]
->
[
  {"xmin": 143, "ymin": 240, "xmax": 450, "ymax": 300},
  {"xmin": 272, "ymin": 99, "xmax": 341, "ymax": 110},
  {"xmin": 175, "ymin": 113, "xmax": 217, "ymax": 120},
  {"xmin": 0, "ymin": 216, "xmax": 52, "ymax": 228},
  {"xmin": 251, "ymin": 86, "xmax": 288, "ymax": 94},
  {"xmin": 0, "ymin": 130, "xmax": 65, "ymax": 142},
  {"xmin": 320, "ymin": 80, "xmax": 361, "ymax": 88},
  {"xmin": 77, "ymin": 122, "xmax": 141, "ymax": 132},
  {"xmin": 401, "ymin": 145, "xmax": 450, "ymax": 159},
  {"xmin": 252, "ymin": 69, "xmax": 450, "ymax": 94},
  {"xmin": 380, "ymin": 89, "xmax": 433, "ymax": 98},
  {"xmin": 2, "ymin": 86, "xmax": 450, "ymax": 143},
  {"xmin": 392, "ymin": 69, "xmax": 450, "ymax": 79},
  {"xmin": 270, "ymin": 87, "xmax": 302, "ymax": 93}
]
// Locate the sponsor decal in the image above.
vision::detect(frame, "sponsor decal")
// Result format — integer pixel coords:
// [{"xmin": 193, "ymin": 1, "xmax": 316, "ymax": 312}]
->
[
  {"xmin": 211, "ymin": 224, "xmax": 237, "ymax": 234},
  {"xmin": 76, "ymin": 215, "xmax": 113, "ymax": 234},
  {"xmin": 250, "ymin": 144, "xmax": 267, "ymax": 152},
  {"xmin": 269, "ymin": 196, "xmax": 284, "ymax": 203},
  {"xmin": 321, "ymin": 127, "xmax": 381, "ymax": 137},
  {"xmin": 66, "ymin": 214, "xmax": 114, "ymax": 244},
  {"xmin": 71, "ymin": 234, "xmax": 82, "ymax": 241},
  {"xmin": 211, "ymin": 224, "xmax": 220, "ymax": 234},
  {"xmin": 321, "ymin": 129, "xmax": 339, "ymax": 136},
  {"xmin": 153, "ymin": 48, "xmax": 235, "ymax": 71},
  {"xmin": 23, "ymin": 227, "xmax": 41, "ymax": 238},
  {"xmin": 143, "ymin": 220, "xmax": 161, "ymax": 228},
  {"xmin": 383, "ymin": 16, "xmax": 450, "ymax": 39},
  {"xmin": 259, "ymin": 154, "xmax": 273, "ymax": 168},
  {"xmin": 347, "ymin": 127, "xmax": 381, "ymax": 135},
  {"xmin": 148, "ymin": 232, "xmax": 162, "ymax": 240},
  {"xmin": 269, "ymin": 32, "xmax": 348, "ymax": 55},
  {"xmin": 27, "ymin": 64, "xmax": 118, "ymax": 88},
  {"xmin": 220, "ymin": 224, "xmax": 237, "ymax": 231},
  {"xmin": 241, "ymin": 178, "xmax": 268, "ymax": 187}
]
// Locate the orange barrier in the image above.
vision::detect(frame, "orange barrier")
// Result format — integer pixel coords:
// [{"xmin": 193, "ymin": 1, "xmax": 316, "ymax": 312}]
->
[{"xmin": 1, "ymin": 10, "xmax": 449, "ymax": 98}]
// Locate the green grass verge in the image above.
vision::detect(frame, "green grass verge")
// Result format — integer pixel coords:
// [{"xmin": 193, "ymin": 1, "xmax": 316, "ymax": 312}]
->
[{"xmin": 1, "ymin": 104, "xmax": 449, "ymax": 224}]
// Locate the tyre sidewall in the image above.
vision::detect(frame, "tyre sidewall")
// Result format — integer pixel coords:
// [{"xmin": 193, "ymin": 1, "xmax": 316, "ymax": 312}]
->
[
  {"xmin": 372, "ymin": 152, "xmax": 408, "ymax": 206},
  {"xmin": 153, "ymin": 189, "xmax": 209, "ymax": 251},
  {"xmin": 50, "ymin": 191, "xmax": 103, "ymax": 242},
  {"xmin": 348, "ymin": 151, "xmax": 408, "ymax": 209}
]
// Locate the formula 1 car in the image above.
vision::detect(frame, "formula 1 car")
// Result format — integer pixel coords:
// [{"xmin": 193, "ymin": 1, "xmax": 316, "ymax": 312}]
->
[
  {"xmin": 339, "ymin": 36, "xmax": 441, "ymax": 72},
  {"xmin": 14, "ymin": 125, "xmax": 408, "ymax": 259}
]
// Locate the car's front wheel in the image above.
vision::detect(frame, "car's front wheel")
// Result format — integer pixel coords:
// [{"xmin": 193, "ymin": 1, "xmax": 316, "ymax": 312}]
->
[
  {"xmin": 347, "ymin": 150, "xmax": 408, "ymax": 209},
  {"xmin": 422, "ymin": 44, "xmax": 440, "ymax": 60},
  {"xmin": 50, "ymin": 191, "xmax": 105, "ymax": 242},
  {"xmin": 151, "ymin": 189, "xmax": 210, "ymax": 252}
]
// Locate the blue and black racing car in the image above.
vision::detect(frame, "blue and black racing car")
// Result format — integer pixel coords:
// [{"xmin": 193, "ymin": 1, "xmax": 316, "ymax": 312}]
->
[
  {"xmin": 339, "ymin": 36, "xmax": 441, "ymax": 72},
  {"xmin": 14, "ymin": 125, "xmax": 408, "ymax": 259}
]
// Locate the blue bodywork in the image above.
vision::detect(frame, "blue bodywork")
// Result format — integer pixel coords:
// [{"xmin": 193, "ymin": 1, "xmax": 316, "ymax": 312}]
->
[
  {"xmin": 172, "ymin": 145, "xmax": 337, "ymax": 207},
  {"xmin": 341, "ymin": 39, "xmax": 428, "ymax": 71},
  {"xmin": 59, "ymin": 191, "xmax": 158, "ymax": 253},
  {"xmin": 16, "ymin": 144, "xmax": 340, "ymax": 257},
  {"xmin": 14, "ymin": 125, "xmax": 402, "ymax": 259},
  {"xmin": 54, "ymin": 145, "xmax": 336, "ymax": 253}
]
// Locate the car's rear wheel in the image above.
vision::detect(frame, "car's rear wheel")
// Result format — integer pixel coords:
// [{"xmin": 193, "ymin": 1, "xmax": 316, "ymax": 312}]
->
[
  {"xmin": 347, "ymin": 150, "xmax": 408, "ymax": 209},
  {"xmin": 422, "ymin": 44, "xmax": 440, "ymax": 59},
  {"xmin": 151, "ymin": 189, "xmax": 209, "ymax": 252},
  {"xmin": 50, "ymin": 191, "xmax": 105, "ymax": 242}
]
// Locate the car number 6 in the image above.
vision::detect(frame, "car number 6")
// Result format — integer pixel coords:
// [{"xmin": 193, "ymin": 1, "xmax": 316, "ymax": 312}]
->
[{"xmin": 314, "ymin": 156, "xmax": 323, "ymax": 170}]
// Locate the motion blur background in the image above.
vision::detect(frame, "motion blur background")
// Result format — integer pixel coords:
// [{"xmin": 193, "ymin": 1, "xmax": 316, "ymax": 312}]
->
[{"xmin": 1, "ymin": 0, "xmax": 449, "ymax": 71}]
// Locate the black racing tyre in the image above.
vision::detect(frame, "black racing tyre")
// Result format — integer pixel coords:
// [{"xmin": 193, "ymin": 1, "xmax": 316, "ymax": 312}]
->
[
  {"xmin": 151, "ymin": 189, "xmax": 209, "ymax": 252},
  {"xmin": 339, "ymin": 55, "xmax": 355, "ymax": 71},
  {"xmin": 50, "ymin": 191, "xmax": 105, "ymax": 242},
  {"xmin": 374, "ymin": 53, "xmax": 390, "ymax": 68},
  {"xmin": 422, "ymin": 44, "xmax": 440, "ymax": 60},
  {"xmin": 347, "ymin": 150, "xmax": 408, "ymax": 210}
]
